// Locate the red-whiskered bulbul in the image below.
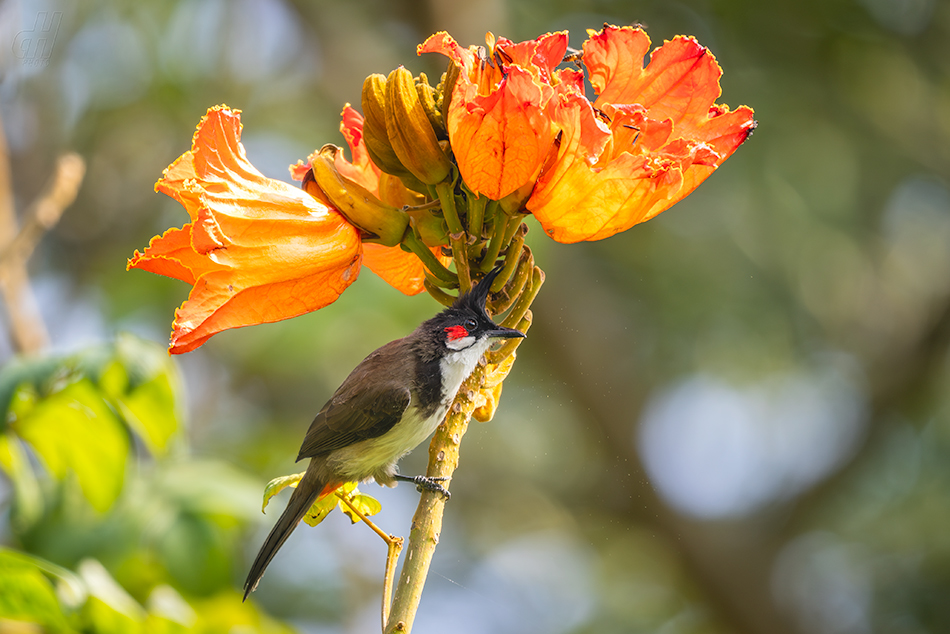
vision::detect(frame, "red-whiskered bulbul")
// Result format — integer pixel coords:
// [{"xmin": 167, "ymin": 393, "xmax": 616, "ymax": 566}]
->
[{"xmin": 243, "ymin": 267, "xmax": 524, "ymax": 598}]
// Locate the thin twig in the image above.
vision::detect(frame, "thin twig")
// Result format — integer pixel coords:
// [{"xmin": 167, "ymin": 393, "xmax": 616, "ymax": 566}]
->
[
  {"xmin": 0, "ymin": 153, "xmax": 85, "ymax": 270},
  {"xmin": 334, "ymin": 491, "xmax": 405, "ymax": 632},
  {"xmin": 0, "ymin": 108, "xmax": 84, "ymax": 354}
]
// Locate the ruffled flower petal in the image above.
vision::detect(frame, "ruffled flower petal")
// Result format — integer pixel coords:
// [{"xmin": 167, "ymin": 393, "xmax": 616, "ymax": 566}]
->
[
  {"xmin": 526, "ymin": 25, "xmax": 756, "ymax": 243},
  {"xmin": 130, "ymin": 106, "xmax": 362, "ymax": 353},
  {"xmin": 419, "ymin": 31, "xmax": 567, "ymax": 201}
]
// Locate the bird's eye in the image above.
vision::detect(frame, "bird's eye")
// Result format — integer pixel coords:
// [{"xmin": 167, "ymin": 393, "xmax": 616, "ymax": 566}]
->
[{"xmin": 464, "ymin": 318, "xmax": 477, "ymax": 330}]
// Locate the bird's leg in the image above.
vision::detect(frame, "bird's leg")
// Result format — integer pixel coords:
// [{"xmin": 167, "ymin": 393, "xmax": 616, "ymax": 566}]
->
[{"xmin": 393, "ymin": 474, "xmax": 452, "ymax": 499}]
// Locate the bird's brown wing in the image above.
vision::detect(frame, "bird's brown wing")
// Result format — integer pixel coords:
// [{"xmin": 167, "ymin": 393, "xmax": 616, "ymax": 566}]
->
[{"xmin": 296, "ymin": 341, "xmax": 414, "ymax": 460}]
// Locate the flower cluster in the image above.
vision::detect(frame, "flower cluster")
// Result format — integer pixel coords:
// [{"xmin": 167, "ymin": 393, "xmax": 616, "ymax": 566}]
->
[{"xmin": 130, "ymin": 25, "xmax": 755, "ymax": 353}]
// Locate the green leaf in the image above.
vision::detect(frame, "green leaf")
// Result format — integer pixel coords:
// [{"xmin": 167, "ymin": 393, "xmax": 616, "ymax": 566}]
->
[
  {"xmin": 190, "ymin": 593, "xmax": 296, "ymax": 634},
  {"xmin": 109, "ymin": 334, "xmax": 183, "ymax": 455},
  {"xmin": 261, "ymin": 472, "xmax": 304, "ymax": 513},
  {"xmin": 261, "ymin": 475, "xmax": 383, "ymax": 527},
  {"xmin": 0, "ymin": 434, "xmax": 43, "ymax": 530},
  {"xmin": 337, "ymin": 483, "xmax": 381, "ymax": 524},
  {"xmin": 144, "ymin": 585, "xmax": 196, "ymax": 634},
  {"xmin": 303, "ymin": 482, "xmax": 355, "ymax": 527},
  {"xmin": 347, "ymin": 493, "xmax": 382, "ymax": 522},
  {"xmin": 0, "ymin": 548, "xmax": 77, "ymax": 633},
  {"xmin": 302, "ymin": 494, "xmax": 338, "ymax": 527},
  {"xmin": 0, "ymin": 356, "xmax": 66, "ymax": 429},
  {"xmin": 16, "ymin": 379, "xmax": 130, "ymax": 512},
  {"xmin": 78, "ymin": 559, "xmax": 146, "ymax": 634}
]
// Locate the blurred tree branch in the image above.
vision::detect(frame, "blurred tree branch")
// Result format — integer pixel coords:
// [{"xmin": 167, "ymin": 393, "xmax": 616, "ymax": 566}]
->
[
  {"xmin": 0, "ymin": 112, "xmax": 84, "ymax": 355},
  {"xmin": 535, "ymin": 247, "xmax": 950, "ymax": 634},
  {"xmin": 533, "ymin": 257, "xmax": 797, "ymax": 634}
]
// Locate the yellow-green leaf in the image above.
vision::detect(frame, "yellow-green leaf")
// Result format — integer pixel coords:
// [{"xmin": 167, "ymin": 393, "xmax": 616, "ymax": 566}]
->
[
  {"xmin": 0, "ymin": 435, "xmax": 42, "ymax": 530},
  {"xmin": 302, "ymin": 493, "xmax": 338, "ymax": 527},
  {"xmin": 340, "ymin": 493, "xmax": 382, "ymax": 524},
  {"xmin": 261, "ymin": 472, "xmax": 304, "ymax": 513},
  {"xmin": 78, "ymin": 559, "xmax": 146, "ymax": 634},
  {"xmin": 17, "ymin": 379, "xmax": 129, "ymax": 512},
  {"xmin": 0, "ymin": 548, "xmax": 75, "ymax": 633}
]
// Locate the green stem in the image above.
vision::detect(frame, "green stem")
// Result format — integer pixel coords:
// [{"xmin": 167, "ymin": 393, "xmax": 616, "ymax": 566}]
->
[
  {"xmin": 435, "ymin": 182, "xmax": 464, "ymax": 235},
  {"xmin": 501, "ymin": 214, "xmax": 525, "ymax": 247},
  {"xmin": 402, "ymin": 230, "xmax": 456, "ymax": 284},
  {"xmin": 478, "ymin": 213, "xmax": 507, "ymax": 272},
  {"xmin": 488, "ymin": 311, "xmax": 533, "ymax": 364},
  {"xmin": 466, "ymin": 194, "xmax": 487, "ymax": 237},
  {"xmin": 491, "ymin": 224, "xmax": 526, "ymax": 293},
  {"xmin": 502, "ymin": 266, "xmax": 544, "ymax": 329},
  {"xmin": 423, "ymin": 279, "xmax": 457, "ymax": 307},
  {"xmin": 434, "ymin": 181, "xmax": 471, "ymax": 292},
  {"xmin": 492, "ymin": 248, "xmax": 532, "ymax": 314}
]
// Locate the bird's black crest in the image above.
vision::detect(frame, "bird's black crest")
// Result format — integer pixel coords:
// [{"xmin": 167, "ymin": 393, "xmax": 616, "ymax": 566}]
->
[{"xmin": 451, "ymin": 266, "xmax": 503, "ymax": 317}]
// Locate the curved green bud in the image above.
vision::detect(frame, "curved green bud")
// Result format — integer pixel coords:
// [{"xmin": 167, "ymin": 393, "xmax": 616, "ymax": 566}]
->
[
  {"xmin": 361, "ymin": 74, "xmax": 415, "ymax": 180},
  {"xmin": 440, "ymin": 61, "xmax": 460, "ymax": 130},
  {"xmin": 386, "ymin": 66, "xmax": 452, "ymax": 185},
  {"xmin": 309, "ymin": 144, "xmax": 409, "ymax": 246},
  {"xmin": 416, "ymin": 72, "xmax": 446, "ymax": 139}
]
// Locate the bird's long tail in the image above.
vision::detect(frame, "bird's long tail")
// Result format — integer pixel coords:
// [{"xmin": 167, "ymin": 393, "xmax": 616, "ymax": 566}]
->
[{"xmin": 243, "ymin": 461, "xmax": 337, "ymax": 600}]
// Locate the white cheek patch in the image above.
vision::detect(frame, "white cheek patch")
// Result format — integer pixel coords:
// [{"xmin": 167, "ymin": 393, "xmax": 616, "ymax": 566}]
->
[{"xmin": 446, "ymin": 335, "xmax": 476, "ymax": 350}]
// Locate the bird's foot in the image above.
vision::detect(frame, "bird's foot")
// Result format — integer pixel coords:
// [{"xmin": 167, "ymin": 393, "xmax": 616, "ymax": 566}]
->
[{"xmin": 393, "ymin": 474, "xmax": 451, "ymax": 500}]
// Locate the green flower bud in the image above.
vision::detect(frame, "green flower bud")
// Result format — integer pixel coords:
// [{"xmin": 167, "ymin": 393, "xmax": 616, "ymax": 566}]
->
[
  {"xmin": 309, "ymin": 144, "xmax": 409, "ymax": 246},
  {"xmin": 361, "ymin": 74, "xmax": 415, "ymax": 180},
  {"xmin": 386, "ymin": 66, "xmax": 452, "ymax": 185}
]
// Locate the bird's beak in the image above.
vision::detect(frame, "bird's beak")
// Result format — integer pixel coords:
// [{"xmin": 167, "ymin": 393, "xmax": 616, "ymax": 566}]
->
[{"xmin": 486, "ymin": 326, "xmax": 526, "ymax": 340}]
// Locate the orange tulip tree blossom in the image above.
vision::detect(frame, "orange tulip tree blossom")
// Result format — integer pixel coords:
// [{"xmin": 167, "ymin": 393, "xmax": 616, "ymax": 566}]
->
[
  {"xmin": 421, "ymin": 24, "xmax": 756, "ymax": 242},
  {"xmin": 128, "ymin": 106, "xmax": 438, "ymax": 353},
  {"xmin": 129, "ymin": 24, "xmax": 754, "ymax": 634}
]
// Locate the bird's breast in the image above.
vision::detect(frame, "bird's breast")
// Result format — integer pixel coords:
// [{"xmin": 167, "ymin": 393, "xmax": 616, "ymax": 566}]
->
[{"xmin": 326, "ymin": 397, "xmax": 448, "ymax": 483}]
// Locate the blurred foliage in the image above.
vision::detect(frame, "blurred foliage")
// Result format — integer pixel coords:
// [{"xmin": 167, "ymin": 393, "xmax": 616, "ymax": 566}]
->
[
  {"xmin": 2, "ymin": 0, "xmax": 950, "ymax": 633},
  {"xmin": 0, "ymin": 335, "xmax": 291, "ymax": 631}
]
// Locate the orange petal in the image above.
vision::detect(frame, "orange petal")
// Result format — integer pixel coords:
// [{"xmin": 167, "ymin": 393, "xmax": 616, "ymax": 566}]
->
[
  {"xmin": 495, "ymin": 31, "xmax": 568, "ymax": 81},
  {"xmin": 527, "ymin": 94, "xmax": 724, "ymax": 242},
  {"xmin": 585, "ymin": 26, "xmax": 755, "ymax": 152},
  {"xmin": 136, "ymin": 105, "xmax": 363, "ymax": 353},
  {"xmin": 452, "ymin": 67, "xmax": 559, "ymax": 200},
  {"xmin": 169, "ymin": 196, "xmax": 363, "ymax": 353},
  {"xmin": 421, "ymin": 32, "xmax": 563, "ymax": 201},
  {"xmin": 127, "ymin": 225, "xmax": 223, "ymax": 285},
  {"xmin": 336, "ymin": 105, "xmax": 382, "ymax": 194},
  {"xmin": 418, "ymin": 32, "xmax": 473, "ymax": 72},
  {"xmin": 526, "ymin": 26, "xmax": 756, "ymax": 242},
  {"xmin": 362, "ymin": 243, "xmax": 450, "ymax": 296}
]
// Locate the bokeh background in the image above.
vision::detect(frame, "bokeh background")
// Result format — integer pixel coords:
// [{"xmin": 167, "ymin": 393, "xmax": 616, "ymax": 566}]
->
[{"xmin": 2, "ymin": 0, "xmax": 950, "ymax": 632}]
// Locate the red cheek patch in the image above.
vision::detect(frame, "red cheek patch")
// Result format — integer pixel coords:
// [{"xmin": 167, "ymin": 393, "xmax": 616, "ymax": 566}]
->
[{"xmin": 444, "ymin": 325, "xmax": 469, "ymax": 341}]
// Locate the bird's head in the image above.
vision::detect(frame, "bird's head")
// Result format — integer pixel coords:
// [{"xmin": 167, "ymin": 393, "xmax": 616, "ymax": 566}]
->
[{"xmin": 427, "ymin": 267, "xmax": 525, "ymax": 352}]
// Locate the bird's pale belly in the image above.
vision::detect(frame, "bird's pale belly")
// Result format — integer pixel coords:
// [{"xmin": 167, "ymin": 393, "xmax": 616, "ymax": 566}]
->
[{"xmin": 327, "ymin": 400, "xmax": 450, "ymax": 485}]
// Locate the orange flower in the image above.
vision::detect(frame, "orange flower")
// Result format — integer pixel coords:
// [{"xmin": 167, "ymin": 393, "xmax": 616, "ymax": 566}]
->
[
  {"xmin": 128, "ymin": 106, "xmax": 362, "ymax": 354},
  {"xmin": 418, "ymin": 31, "xmax": 571, "ymax": 201},
  {"xmin": 526, "ymin": 25, "xmax": 757, "ymax": 242}
]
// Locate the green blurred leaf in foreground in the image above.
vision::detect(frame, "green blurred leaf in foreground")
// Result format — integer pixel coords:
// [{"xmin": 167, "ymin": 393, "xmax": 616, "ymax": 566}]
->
[{"xmin": 0, "ymin": 334, "xmax": 183, "ymax": 516}]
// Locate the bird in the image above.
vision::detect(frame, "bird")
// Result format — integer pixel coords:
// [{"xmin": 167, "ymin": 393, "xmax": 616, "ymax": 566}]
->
[{"xmin": 243, "ymin": 266, "xmax": 525, "ymax": 598}]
